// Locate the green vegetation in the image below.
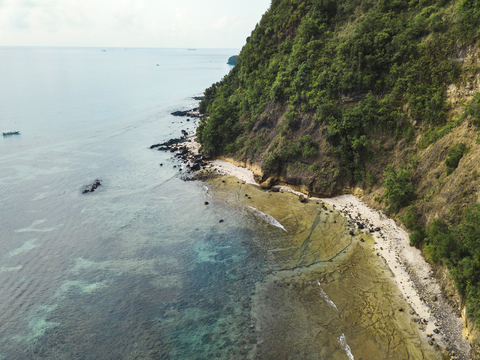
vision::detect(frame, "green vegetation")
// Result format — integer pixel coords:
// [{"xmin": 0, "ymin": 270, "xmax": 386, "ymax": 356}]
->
[
  {"xmin": 411, "ymin": 205, "xmax": 480, "ymax": 325},
  {"xmin": 445, "ymin": 142, "xmax": 467, "ymax": 175},
  {"xmin": 197, "ymin": 0, "xmax": 476, "ymax": 181},
  {"xmin": 399, "ymin": 206, "xmax": 425, "ymax": 247},
  {"xmin": 465, "ymin": 92, "xmax": 480, "ymax": 126},
  {"xmin": 262, "ymin": 135, "xmax": 318, "ymax": 173},
  {"xmin": 381, "ymin": 165, "xmax": 415, "ymax": 214},
  {"xmin": 197, "ymin": 0, "xmax": 480, "ymax": 329}
]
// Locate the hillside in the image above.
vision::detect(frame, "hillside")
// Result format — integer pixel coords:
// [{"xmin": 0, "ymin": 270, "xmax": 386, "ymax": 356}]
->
[{"xmin": 197, "ymin": 0, "xmax": 480, "ymax": 356}]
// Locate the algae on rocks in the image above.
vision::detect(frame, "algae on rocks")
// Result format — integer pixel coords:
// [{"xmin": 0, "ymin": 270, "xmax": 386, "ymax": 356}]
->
[{"xmin": 206, "ymin": 177, "xmax": 443, "ymax": 359}]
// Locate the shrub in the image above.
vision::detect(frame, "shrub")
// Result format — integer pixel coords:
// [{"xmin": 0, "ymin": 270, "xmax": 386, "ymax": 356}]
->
[
  {"xmin": 382, "ymin": 165, "xmax": 415, "ymax": 214},
  {"xmin": 465, "ymin": 92, "xmax": 480, "ymax": 126},
  {"xmin": 445, "ymin": 142, "xmax": 466, "ymax": 175},
  {"xmin": 410, "ymin": 229, "xmax": 426, "ymax": 248}
]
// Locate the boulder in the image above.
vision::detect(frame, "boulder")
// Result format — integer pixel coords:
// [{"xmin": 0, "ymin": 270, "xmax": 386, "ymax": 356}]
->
[
  {"xmin": 260, "ymin": 176, "xmax": 275, "ymax": 189},
  {"xmin": 82, "ymin": 179, "xmax": 102, "ymax": 194}
]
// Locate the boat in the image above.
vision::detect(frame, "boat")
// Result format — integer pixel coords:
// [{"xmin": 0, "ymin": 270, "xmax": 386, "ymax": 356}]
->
[{"xmin": 2, "ymin": 130, "xmax": 20, "ymax": 135}]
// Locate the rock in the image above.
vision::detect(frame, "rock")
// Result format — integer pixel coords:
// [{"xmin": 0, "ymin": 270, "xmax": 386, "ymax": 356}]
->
[
  {"xmin": 375, "ymin": 227, "xmax": 381, "ymax": 232},
  {"xmin": 159, "ymin": 163, "xmax": 163, "ymax": 166},
  {"xmin": 150, "ymin": 137, "xmax": 188, "ymax": 149},
  {"xmin": 430, "ymin": 295, "xmax": 437, "ymax": 302},
  {"xmin": 205, "ymin": 202, "xmax": 209, "ymax": 205},
  {"xmin": 82, "ymin": 179, "xmax": 102, "ymax": 194},
  {"xmin": 260, "ymin": 176, "xmax": 275, "ymax": 189},
  {"xmin": 398, "ymin": 308, "xmax": 404, "ymax": 312},
  {"xmin": 299, "ymin": 195, "xmax": 308, "ymax": 203},
  {"xmin": 219, "ymin": 219, "xmax": 224, "ymax": 223},
  {"xmin": 360, "ymin": 238, "xmax": 365, "ymax": 242},
  {"xmin": 357, "ymin": 222, "xmax": 364, "ymax": 229},
  {"xmin": 190, "ymin": 164, "xmax": 200, "ymax": 171},
  {"xmin": 349, "ymin": 231, "xmax": 355, "ymax": 236}
]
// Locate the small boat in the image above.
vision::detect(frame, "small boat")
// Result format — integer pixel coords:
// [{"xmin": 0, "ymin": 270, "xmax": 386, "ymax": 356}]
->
[{"xmin": 2, "ymin": 130, "xmax": 20, "ymax": 135}]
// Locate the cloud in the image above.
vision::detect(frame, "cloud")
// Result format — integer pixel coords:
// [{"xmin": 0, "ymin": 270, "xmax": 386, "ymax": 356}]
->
[
  {"xmin": 231, "ymin": 19, "xmax": 245, "ymax": 30},
  {"xmin": 211, "ymin": 15, "xmax": 236, "ymax": 31},
  {"xmin": 0, "ymin": 0, "xmax": 271, "ymax": 48},
  {"xmin": 11, "ymin": 11, "xmax": 30, "ymax": 29}
]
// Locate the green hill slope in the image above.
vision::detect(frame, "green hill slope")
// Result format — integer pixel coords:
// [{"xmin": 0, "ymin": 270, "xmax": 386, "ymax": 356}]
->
[{"xmin": 197, "ymin": 0, "xmax": 480, "ymax": 354}]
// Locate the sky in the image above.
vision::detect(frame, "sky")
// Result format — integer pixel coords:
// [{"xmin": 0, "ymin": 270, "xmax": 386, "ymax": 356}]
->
[{"xmin": 0, "ymin": 0, "xmax": 271, "ymax": 48}]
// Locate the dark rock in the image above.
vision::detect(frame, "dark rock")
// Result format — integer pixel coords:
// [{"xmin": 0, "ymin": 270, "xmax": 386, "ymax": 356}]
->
[
  {"xmin": 159, "ymin": 163, "xmax": 163, "ymax": 166},
  {"xmin": 150, "ymin": 137, "xmax": 188, "ymax": 149},
  {"xmin": 171, "ymin": 108, "xmax": 200, "ymax": 117},
  {"xmin": 357, "ymin": 222, "xmax": 364, "ymax": 229},
  {"xmin": 349, "ymin": 231, "xmax": 354, "ymax": 236},
  {"xmin": 190, "ymin": 164, "xmax": 200, "ymax": 171},
  {"xmin": 205, "ymin": 202, "xmax": 209, "ymax": 205},
  {"xmin": 82, "ymin": 179, "xmax": 102, "ymax": 194},
  {"xmin": 398, "ymin": 308, "xmax": 404, "ymax": 312},
  {"xmin": 375, "ymin": 227, "xmax": 381, "ymax": 232},
  {"xmin": 219, "ymin": 219, "xmax": 224, "ymax": 223}
]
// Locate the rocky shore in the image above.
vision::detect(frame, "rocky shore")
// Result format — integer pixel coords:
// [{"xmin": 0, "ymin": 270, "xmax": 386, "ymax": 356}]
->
[{"xmin": 152, "ymin": 125, "xmax": 471, "ymax": 359}]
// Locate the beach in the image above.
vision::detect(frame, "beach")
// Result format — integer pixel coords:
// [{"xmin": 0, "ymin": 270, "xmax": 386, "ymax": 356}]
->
[{"xmin": 182, "ymin": 135, "xmax": 471, "ymax": 359}]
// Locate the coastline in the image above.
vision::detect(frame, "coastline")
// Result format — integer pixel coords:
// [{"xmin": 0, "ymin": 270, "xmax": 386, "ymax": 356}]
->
[{"xmin": 182, "ymin": 134, "xmax": 470, "ymax": 359}]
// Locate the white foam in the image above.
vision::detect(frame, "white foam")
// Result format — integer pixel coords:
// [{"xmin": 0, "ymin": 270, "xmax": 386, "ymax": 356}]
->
[
  {"xmin": 317, "ymin": 280, "xmax": 339, "ymax": 312},
  {"xmin": 247, "ymin": 206, "xmax": 287, "ymax": 232},
  {"xmin": 338, "ymin": 333, "xmax": 354, "ymax": 360}
]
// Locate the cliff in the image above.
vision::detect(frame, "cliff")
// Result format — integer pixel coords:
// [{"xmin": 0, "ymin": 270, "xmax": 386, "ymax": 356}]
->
[{"xmin": 197, "ymin": 0, "xmax": 480, "ymax": 356}]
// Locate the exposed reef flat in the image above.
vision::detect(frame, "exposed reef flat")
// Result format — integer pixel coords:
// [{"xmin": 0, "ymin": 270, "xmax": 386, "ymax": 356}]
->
[
  {"xmin": 205, "ymin": 177, "xmax": 444, "ymax": 359},
  {"xmin": 154, "ymin": 134, "xmax": 469, "ymax": 358}
]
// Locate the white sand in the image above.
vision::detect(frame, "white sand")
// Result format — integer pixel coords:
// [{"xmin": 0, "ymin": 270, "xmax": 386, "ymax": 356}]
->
[
  {"xmin": 185, "ymin": 136, "xmax": 257, "ymax": 186},
  {"xmin": 275, "ymin": 186, "xmax": 470, "ymax": 358}
]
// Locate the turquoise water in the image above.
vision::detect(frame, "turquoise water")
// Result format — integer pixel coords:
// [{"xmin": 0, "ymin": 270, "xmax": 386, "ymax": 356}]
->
[
  {"xmin": 0, "ymin": 47, "xmax": 441, "ymax": 360},
  {"xmin": 0, "ymin": 47, "xmax": 269, "ymax": 359}
]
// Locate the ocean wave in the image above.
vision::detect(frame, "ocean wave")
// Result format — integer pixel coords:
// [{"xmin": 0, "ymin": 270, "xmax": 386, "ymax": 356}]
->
[
  {"xmin": 317, "ymin": 280, "xmax": 339, "ymax": 312},
  {"xmin": 247, "ymin": 206, "xmax": 287, "ymax": 232},
  {"xmin": 338, "ymin": 333, "xmax": 354, "ymax": 360}
]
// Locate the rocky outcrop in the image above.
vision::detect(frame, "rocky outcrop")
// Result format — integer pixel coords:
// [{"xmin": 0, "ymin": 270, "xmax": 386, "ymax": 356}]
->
[{"xmin": 82, "ymin": 179, "xmax": 102, "ymax": 194}]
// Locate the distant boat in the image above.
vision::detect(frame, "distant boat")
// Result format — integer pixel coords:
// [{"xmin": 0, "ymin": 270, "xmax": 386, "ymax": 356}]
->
[{"xmin": 3, "ymin": 130, "xmax": 20, "ymax": 135}]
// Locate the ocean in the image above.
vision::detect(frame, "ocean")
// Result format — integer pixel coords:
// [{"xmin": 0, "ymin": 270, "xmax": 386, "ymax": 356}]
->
[{"xmin": 0, "ymin": 47, "xmax": 440, "ymax": 359}]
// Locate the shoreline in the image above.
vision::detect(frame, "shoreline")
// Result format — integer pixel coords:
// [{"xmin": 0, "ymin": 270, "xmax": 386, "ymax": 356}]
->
[
  {"xmin": 184, "ymin": 136, "xmax": 470, "ymax": 359},
  {"xmin": 160, "ymin": 132, "xmax": 470, "ymax": 358}
]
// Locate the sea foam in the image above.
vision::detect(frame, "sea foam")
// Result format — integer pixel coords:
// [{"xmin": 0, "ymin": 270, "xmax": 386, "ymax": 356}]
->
[
  {"xmin": 247, "ymin": 206, "xmax": 287, "ymax": 232},
  {"xmin": 317, "ymin": 280, "xmax": 339, "ymax": 312},
  {"xmin": 338, "ymin": 333, "xmax": 354, "ymax": 360}
]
